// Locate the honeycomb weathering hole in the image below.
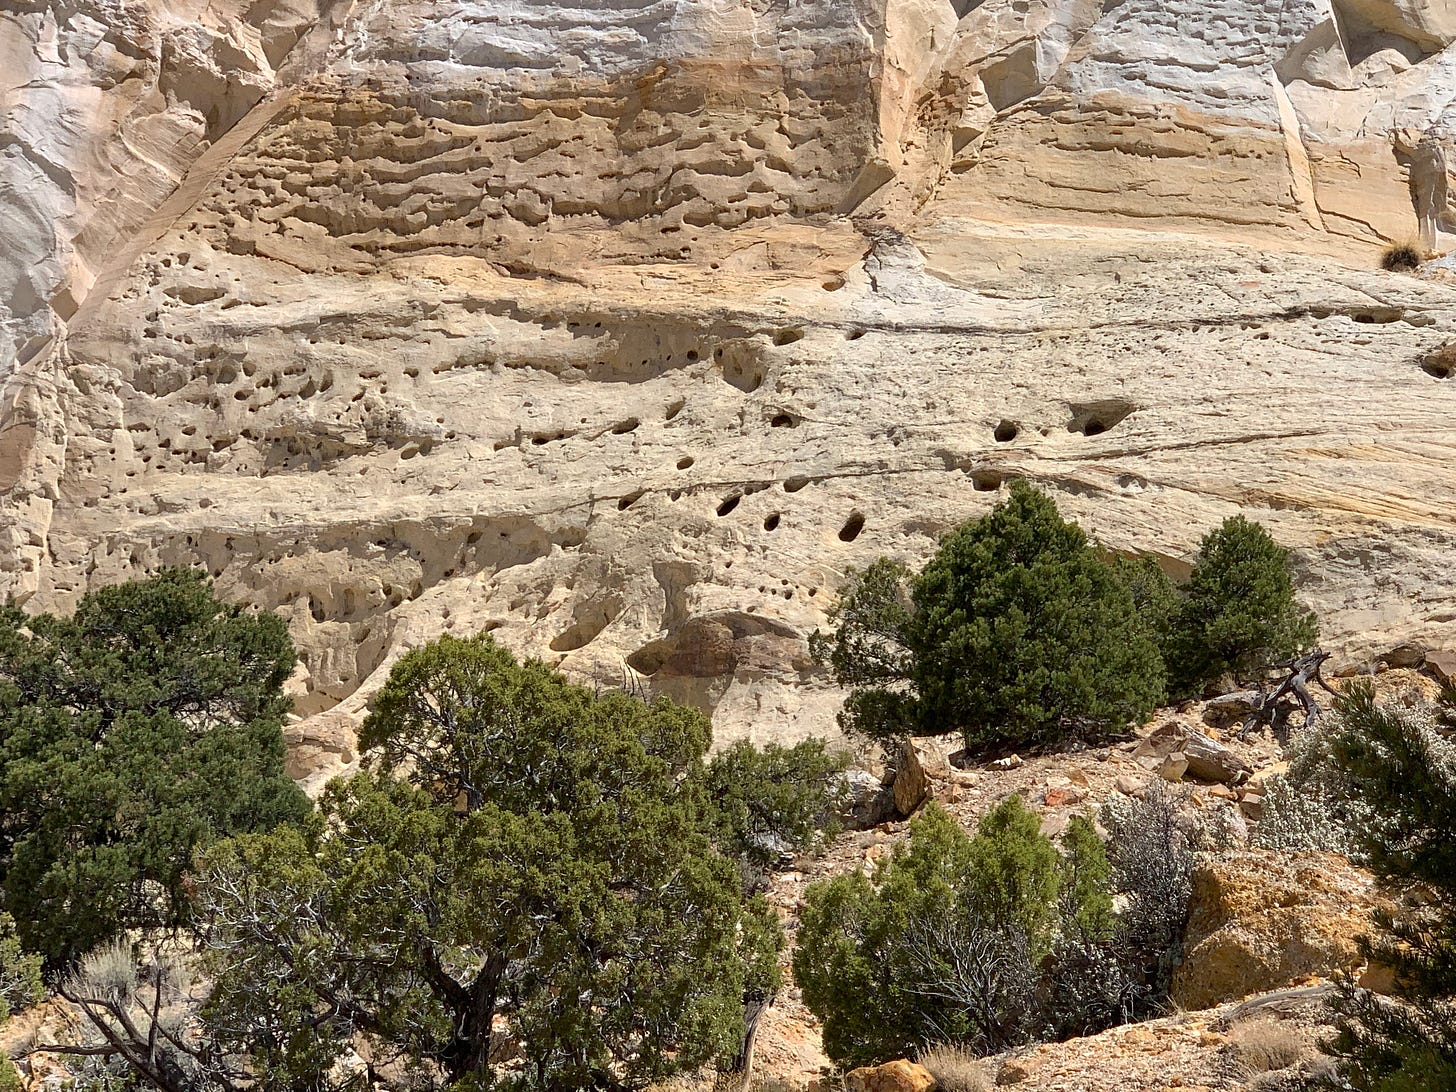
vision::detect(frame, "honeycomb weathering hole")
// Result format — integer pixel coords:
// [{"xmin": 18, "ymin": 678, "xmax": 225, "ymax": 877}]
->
[
  {"xmin": 1422, "ymin": 346, "xmax": 1456, "ymax": 378},
  {"xmin": 1067, "ymin": 399, "xmax": 1137, "ymax": 437},
  {"xmin": 773, "ymin": 328, "xmax": 805, "ymax": 346},
  {"xmin": 717, "ymin": 494, "xmax": 741, "ymax": 516},
  {"xmin": 770, "ymin": 412, "xmax": 799, "ymax": 428},
  {"xmin": 971, "ymin": 470, "xmax": 1004, "ymax": 492},
  {"xmin": 838, "ymin": 512, "xmax": 865, "ymax": 542},
  {"xmin": 784, "ymin": 475, "xmax": 810, "ymax": 492},
  {"xmin": 764, "ymin": 512, "xmax": 781, "ymax": 531},
  {"xmin": 677, "ymin": 455, "xmax": 695, "ymax": 469},
  {"xmin": 994, "ymin": 419, "xmax": 1019, "ymax": 443}
]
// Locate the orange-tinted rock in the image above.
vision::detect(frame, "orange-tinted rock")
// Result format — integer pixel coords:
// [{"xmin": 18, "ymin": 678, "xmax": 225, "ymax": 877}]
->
[
  {"xmin": 844, "ymin": 1059, "xmax": 937, "ymax": 1092},
  {"xmin": 1171, "ymin": 849, "xmax": 1385, "ymax": 1010}
]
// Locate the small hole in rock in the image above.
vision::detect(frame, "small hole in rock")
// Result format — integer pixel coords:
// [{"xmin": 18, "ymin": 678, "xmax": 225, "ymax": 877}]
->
[
  {"xmin": 971, "ymin": 470, "xmax": 1004, "ymax": 492},
  {"xmin": 612, "ymin": 418, "xmax": 640, "ymax": 435},
  {"xmin": 665, "ymin": 399, "xmax": 685, "ymax": 421},
  {"xmin": 838, "ymin": 513, "xmax": 865, "ymax": 542},
  {"xmin": 717, "ymin": 494, "xmax": 742, "ymax": 517},
  {"xmin": 773, "ymin": 328, "xmax": 804, "ymax": 346},
  {"xmin": 619, "ymin": 489, "xmax": 646, "ymax": 510},
  {"xmin": 784, "ymin": 475, "xmax": 810, "ymax": 492},
  {"xmin": 770, "ymin": 413, "xmax": 798, "ymax": 428},
  {"xmin": 764, "ymin": 513, "xmax": 781, "ymax": 531},
  {"xmin": 845, "ymin": 329, "xmax": 865, "ymax": 341},
  {"xmin": 1067, "ymin": 399, "xmax": 1135, "ymax": 437},
  {"xmin": 677, "ymin": 456, "xmax": 695, "ymax": 470},
  {"xmin": 1422, "ymin": 348, "xmax": 1455, "ymax": 378},
  {"xmin": 993, "ymin": 420, "xmax": 1019, "ymax": 443}
]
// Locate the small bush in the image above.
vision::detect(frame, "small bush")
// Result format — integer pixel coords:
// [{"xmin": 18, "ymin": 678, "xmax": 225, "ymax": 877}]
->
[
  {"xmin": 1101, "ymin": 780, "xmax": 1194, "ymax": 1015},
  {"xmin": 795, "ymin": 792, "xmax": 1190, "ymax": 1067},
  {"xmin": 912, "ymin": 482, "xmax": 1165, "ymax": 750},
  {"xmin": 1166, "ymin": 515, "xmax": 1317, "ymax": 695},
  {"xmin": 1228, "ymin": 1017, "xmax": 1311, "ymax": 1075},
  {"xmin": 918, "ymin": 1043, "xmax": 990, "ymax": 1092},
  {"xmin": 1381, "ymin": 243, "xmax": 1423, "ymax": 272},
  {"xmin": 0, "ymin": 913, "xmax": 41, "ymax": 1021},
  {"xmin": 814, "ymin": 484, "xmax": 1166, "ymax": 752},
  {"xmin": 1253, "ymin": 711, "xmax": 1374, "ymax": 857},
  {"xmin": 1318, "ymin": 682, "xmax": 1456, "ymax": 1087}
]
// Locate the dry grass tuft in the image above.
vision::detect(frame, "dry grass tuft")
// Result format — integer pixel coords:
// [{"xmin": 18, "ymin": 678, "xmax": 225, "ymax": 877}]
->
[
  {"xmin": 1381, "ymin": 242, "xmax": 1424, "ymax": 272},
  {"xmin": 917, "ymin": 1043, "xmax": 990, "ymax": 1092},
  {"xmin": 1227, "ymin": 1017, "xmax": 1313, "ymax": 1075}
]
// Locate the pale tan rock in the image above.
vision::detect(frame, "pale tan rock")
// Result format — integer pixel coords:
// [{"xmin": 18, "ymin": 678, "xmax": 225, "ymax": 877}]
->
[
  {"xmin": 1116, "ymin": 776, "xmax": 1146, "ymax": 797},
  {"xmin": 1159, "ymin": 753, "xmax": 1190, "ymax": 782},
  {"xmin": 9, "ymin": 0, "xmax": 1456, "ymax": 793}
]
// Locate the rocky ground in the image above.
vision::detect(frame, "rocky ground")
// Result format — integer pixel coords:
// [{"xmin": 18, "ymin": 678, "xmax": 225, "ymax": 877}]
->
[{"xmin": 737, "ymin": 670, "xmax": 1439, "ymax": 1092}]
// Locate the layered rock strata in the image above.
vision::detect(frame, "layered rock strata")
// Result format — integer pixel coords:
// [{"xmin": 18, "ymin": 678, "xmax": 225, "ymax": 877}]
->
[{"xmin": 7, "ymin": 0, "xmax": 1456, "ymax": 780}]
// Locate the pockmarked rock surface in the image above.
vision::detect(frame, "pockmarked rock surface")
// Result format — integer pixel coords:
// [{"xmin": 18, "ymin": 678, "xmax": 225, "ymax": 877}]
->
[
  {"xmin": 8, "ymin": 0, "xmax": 1456, "ymax": 784},
  {"xmin": 1171, "ymin": 848, "xmax": 1386, "ymax": 1011}
]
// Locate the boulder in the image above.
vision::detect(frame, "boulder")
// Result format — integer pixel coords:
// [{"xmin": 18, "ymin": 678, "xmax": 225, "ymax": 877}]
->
[
  {"xmin": 1115, "ymin": 775, "xmax": 1145, "ymax": 797},
  {"xmin": 1171, "ymin": 849, "xmax": 1386, "ymax": 1010},
  {"xmin": 1426, "ymin": 648, "xmax": 1456, "ymax": 684},
  {"xmin": 1137, "ymin": 721, "xmax": 1251, "ymax": 784},
  {"xmin": 1379, "ymin": 643, "xmax": 1427, "ymax": 670},
  {"xmin": 893, "ymin": 739, "xmax": 929, "ymax": 816},
  {"xmin": 844, "ymin": 1059, "xmax": 937, "ymax": 1092},
  {"xmin": 989, "ymin": 754, "xmax": 1023, "ymax": 770},
  {"xmin": 1202, "ymin": 691, "xmax": 1259, "ymax": 730},
  {"xmin": 1159, "ymin": 752, "xmax": 1189, "ymax": 781},
  {"xmin": 839, "ymin": 769, "xmax": 895, "ymax": 830}
]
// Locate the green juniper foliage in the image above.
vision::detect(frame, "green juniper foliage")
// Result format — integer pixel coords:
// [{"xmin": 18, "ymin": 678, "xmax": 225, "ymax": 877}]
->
[
  {"xmin": 1315, "ymin": 683, "xmax": 1456, "ymax": 1090},
  {"xmin": 0, "ymin": 914, "xmax": 40, "ymax": 1092},
  {"xmin": 912, "ymin": 483, "xmax": 1165, "ymax": 749},
  {"xmin": 794, "ymin": 791, "xmax": 1191, "ymax": 1068},
  {"xmin": 0, "ymin": 912, "xmax": 41, "ymax": 1022},
  {"xmin": 701, "ymin": 739, "xmax": 848, "ymax": 873},
  {"xmin": 807, "ymin": 558, "xmax": 917, "ymax": 742},
  {"xmin": 1166, "ymin": 515, "xmax": 1317, "ymax": 695},
  {"xmin": 815, "ymin": 483, "xmax": 1164, "ymax": 751},
  {"xmin": 0, "ymin": 569, "xmax": 309, "ymax": 968},
  {"xmin": 198, "ymin": 634, "xmax": 798, "ymax": 1092}
]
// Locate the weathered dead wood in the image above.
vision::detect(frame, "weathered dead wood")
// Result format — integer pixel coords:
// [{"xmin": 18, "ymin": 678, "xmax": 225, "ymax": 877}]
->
[
  {"xmin": 1237, "ymin": 650, "xmax": 1339, "ymax": 742},
  {"xmin": 1214, "ymin": 983, "xmax": 1336, "ymax": 1030}
]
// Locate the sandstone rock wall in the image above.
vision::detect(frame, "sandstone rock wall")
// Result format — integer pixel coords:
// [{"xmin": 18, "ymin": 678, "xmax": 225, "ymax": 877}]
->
[{"xmin": 7, "ymin": 0, "xmax": 1456, "ymax": 783}]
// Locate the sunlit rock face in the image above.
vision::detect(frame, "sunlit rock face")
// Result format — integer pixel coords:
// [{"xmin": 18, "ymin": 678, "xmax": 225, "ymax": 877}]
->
[{"xmin": 5, "ymin": 0, "xmax": 1456, "ymax": 786}]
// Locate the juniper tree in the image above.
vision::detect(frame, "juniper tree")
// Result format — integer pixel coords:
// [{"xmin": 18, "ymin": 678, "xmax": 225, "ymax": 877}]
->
[
  {"xmin": 1166, "ymin": 515, "xmax": 1317, "ymax": 695},
  {"xmin": 0, "ymin": 569, "xmax": 309, "ymax": 968},
  {"xmin": 1317, "ymin": 683, "xmax": 1456, "ymax": 1090},
  {"xmin": 195, "ymin": 634, "xmax": 798, "ymax": 1091}
]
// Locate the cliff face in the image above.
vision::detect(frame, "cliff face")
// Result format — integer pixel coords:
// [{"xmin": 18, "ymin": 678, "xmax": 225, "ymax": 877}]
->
[{"xmin": 5, "ymin": 0, "xmax": 1456, "ymax": 783}]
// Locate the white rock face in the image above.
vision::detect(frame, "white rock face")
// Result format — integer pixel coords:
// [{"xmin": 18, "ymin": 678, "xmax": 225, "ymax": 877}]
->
[{"xmin": 6, "ymin": 0, "xmax": 1456, "ymax": 785}]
